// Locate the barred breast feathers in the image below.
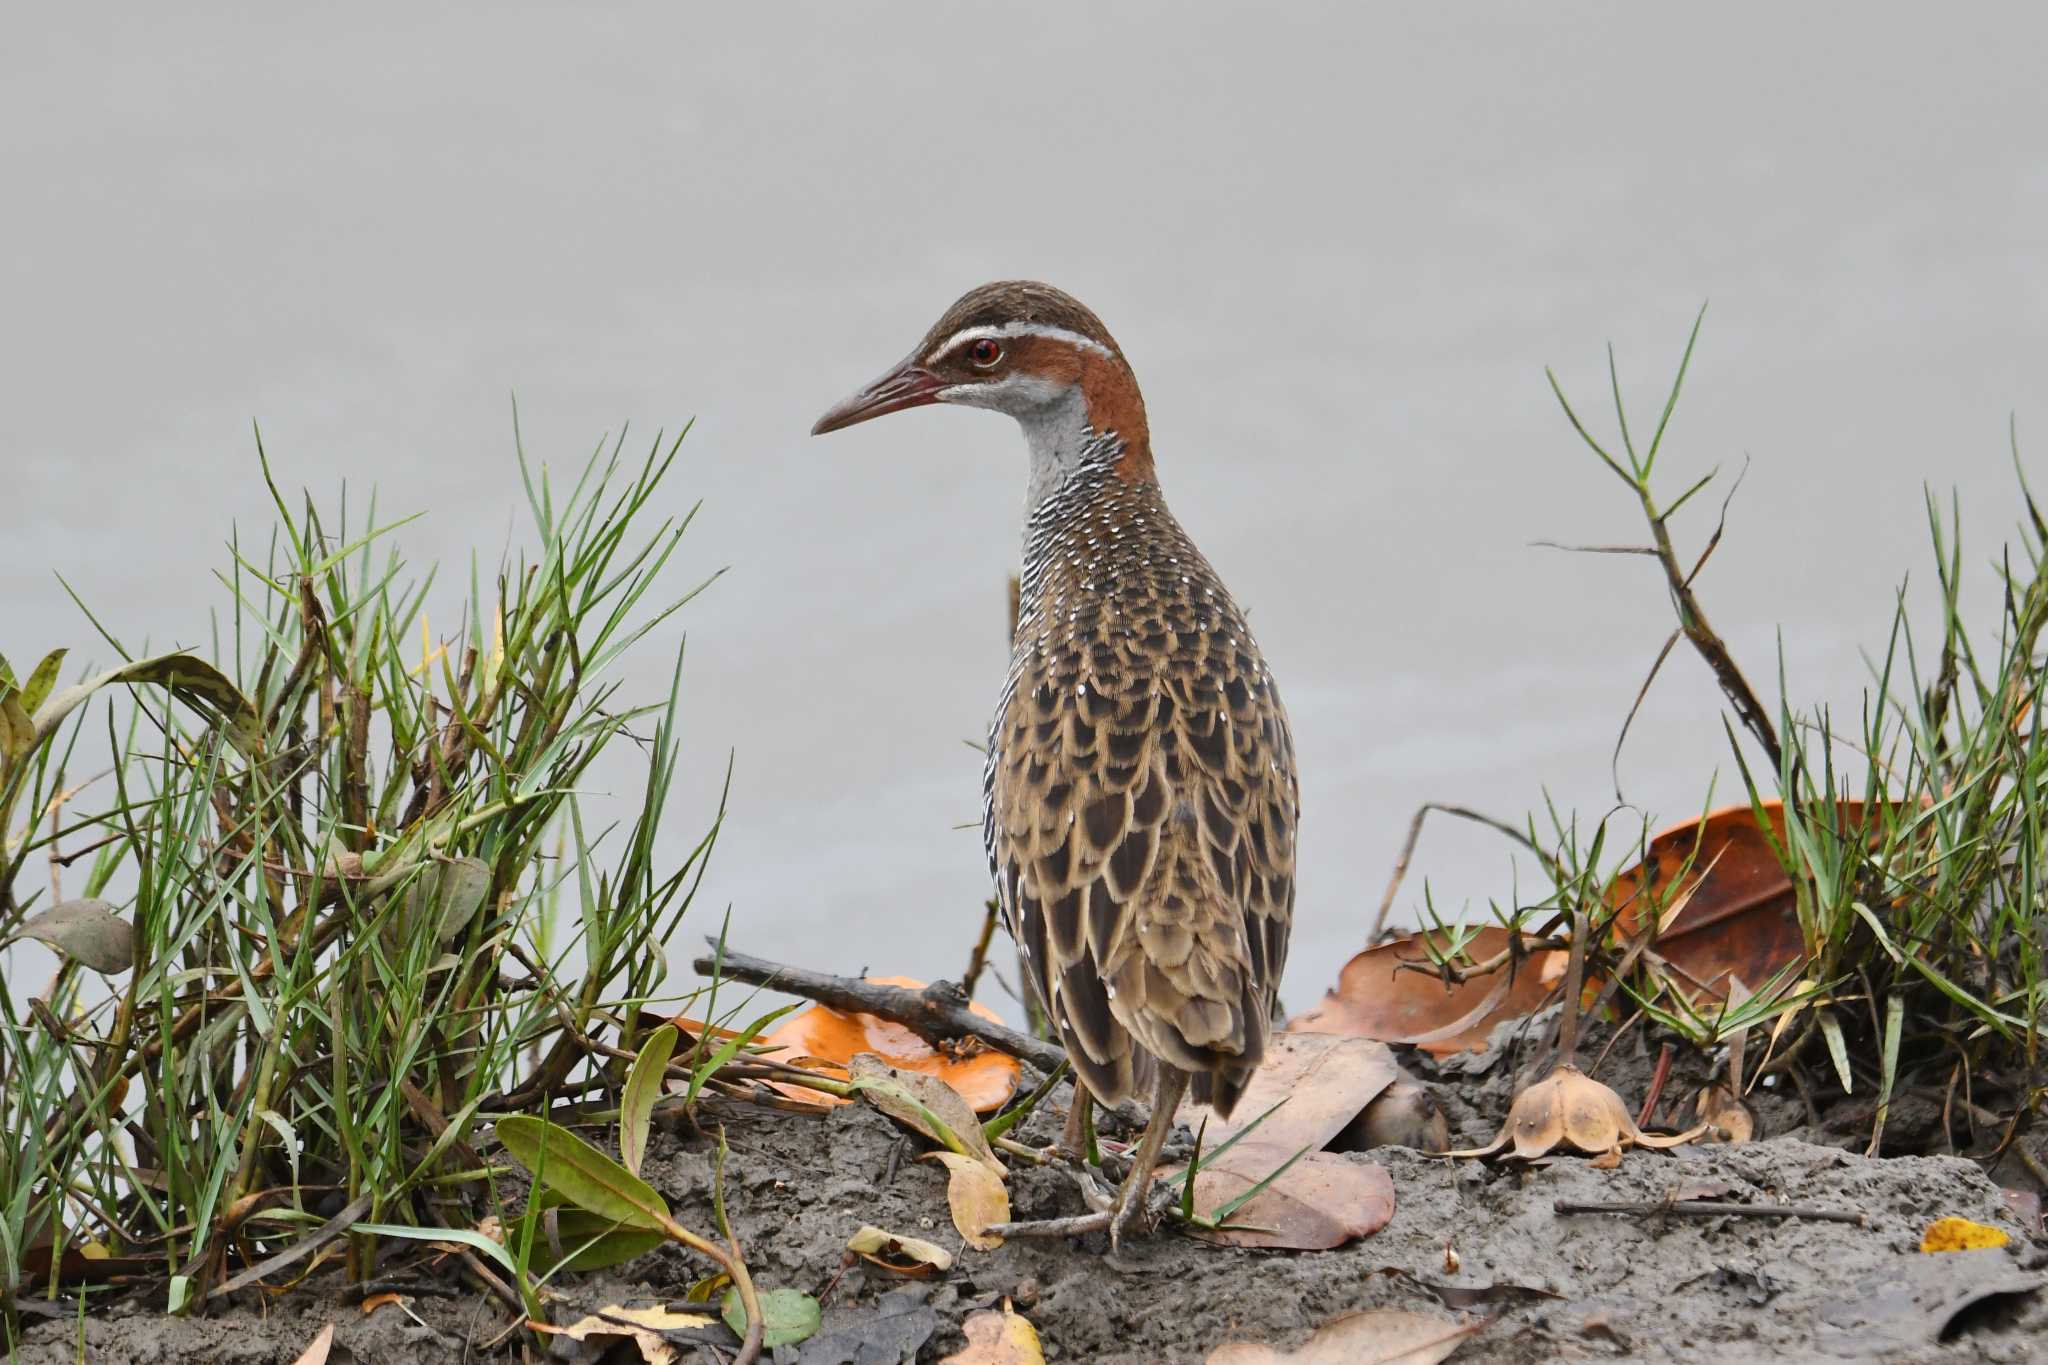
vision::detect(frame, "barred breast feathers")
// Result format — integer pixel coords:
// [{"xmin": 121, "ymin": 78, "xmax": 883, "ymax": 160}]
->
[{"xmin": 983, "ymin": 436, "xmax": 1298, "ymax": 1115}]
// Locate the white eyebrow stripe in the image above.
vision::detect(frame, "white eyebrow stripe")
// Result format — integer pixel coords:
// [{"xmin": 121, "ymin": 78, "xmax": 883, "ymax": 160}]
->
[{"xmin": 928, "ymin": 322, "xmax": 1113, "ymax": 363}]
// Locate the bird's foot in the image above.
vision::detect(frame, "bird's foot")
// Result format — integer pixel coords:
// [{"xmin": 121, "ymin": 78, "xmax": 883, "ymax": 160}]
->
[
  {"xmin": 1107, "ymin": 1181, "xmax": 1164, "ymax": 1253},
  {"xmin": 1071, "ymin": 1167, "xmax": 1116, "ymax": 1214}
]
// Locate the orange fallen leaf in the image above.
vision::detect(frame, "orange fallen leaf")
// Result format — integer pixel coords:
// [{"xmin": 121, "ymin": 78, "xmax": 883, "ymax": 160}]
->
[
  {"xmin": 359, "ymin": 1291, "xmax": 402, "ymax": 1315},
  {"xmin": 1289, "ymin": 928, "xmax": 1566, "ymax": 1056},
  {"xmin": 757, "ymin": 977, "xmax": 1020, "ymax": 1113}
]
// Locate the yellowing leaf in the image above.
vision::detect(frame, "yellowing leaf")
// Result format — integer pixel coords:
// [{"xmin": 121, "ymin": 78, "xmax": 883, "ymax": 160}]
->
[
  {"xmin": 941, "ymin": 1303, "xmax": 1045, "ymax": 1364},
  {"xmin": 928, "ymin": 1152, "xmax": 1009, "ymax": 1250},
  {"xmin": 620, "ymin": 1024, "xmax": 678, "ymax": 1177},
  {"xmin": 1920, "ymin": 1217, "xmax": 2011, "ymax": 1252},
  {"xmin": 529, "ymin": 1304, "xmax": 717, "ymax": 1365}
]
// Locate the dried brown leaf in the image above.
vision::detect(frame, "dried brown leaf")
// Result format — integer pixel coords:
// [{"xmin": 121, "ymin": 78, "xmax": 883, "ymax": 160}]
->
[
  {"xmin": 849, "ymin": 1053, "xmax": 1004, "ymax": 1176},
  {"xmin": 1175, "ymin": 1142, "xmax": 1394, "ymax": 1250},
  {"xmin": 1181, "ymin": 1032, "xmax": 1398, "ymax": 1154},
  {"xmin": 528, "ymin": 1304, "xmax": 718, "ymax": 1364},
  {"xmin": 1208, "ymin": 1308, "xmax": 1486, "ymax": 1364},
  {"xmin": 1694, "ymin": 1082, "xmax": 1755, "ymax": 1144},
  {"xmin": 1289, "ymin": 927, "xmax": 1566, "ymax": 1056}
]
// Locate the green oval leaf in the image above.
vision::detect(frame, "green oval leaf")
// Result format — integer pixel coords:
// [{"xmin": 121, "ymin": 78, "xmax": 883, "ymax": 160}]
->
[
  {"xmin": 494, "ymin": 1115, "xmax": 669, "ymax": 1229},
  {"xmin": 515, "ymin": 1207, "xmax": 668, "ymax": 1272},
  {"xmin": 22, "ymin": 648, "xmax": 68, "ymax": 714},
  {"xmin": 723, "ymin": 1286, "xmax": 820, "ymax": 1348},
  {"xmin": 621, "ymin": 1024, "xmax": 678, "ymax": 1177}
]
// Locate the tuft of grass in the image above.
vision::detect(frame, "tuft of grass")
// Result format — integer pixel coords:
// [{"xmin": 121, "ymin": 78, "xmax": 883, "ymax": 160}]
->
[
  {"xmin": 1418, "ymin": 319, "xmax": 2047, "ymax": 1149},
  {"xmin": 0, "ymin": 422, "xmax": 727, "ymax": 1343}
]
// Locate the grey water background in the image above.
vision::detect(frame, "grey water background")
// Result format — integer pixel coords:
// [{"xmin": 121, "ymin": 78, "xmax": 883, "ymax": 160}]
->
[{"xmin": 5, "ymin": 5, "xmax": 2044, "ymax": 1020}]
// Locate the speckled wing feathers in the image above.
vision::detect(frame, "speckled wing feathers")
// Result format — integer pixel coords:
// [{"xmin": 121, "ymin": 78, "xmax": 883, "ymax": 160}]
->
[{"xmin": 985, "ymin": 465, "xmax": 1297, "ymax": 1117}]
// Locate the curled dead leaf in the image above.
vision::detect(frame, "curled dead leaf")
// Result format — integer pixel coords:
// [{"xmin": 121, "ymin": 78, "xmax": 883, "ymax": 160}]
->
[
  {"xmin": 848, "ymin": 1054, "xmax": 1005, "ymax": 1177},
  {"xmin": 759, "ymin": 976, "xmax": 1020, "ymax": 1113},
  {"xmin": 1447, "ymin": 1064, "xmax": 1707, "ymax": 1161},
  {"xmin": 1289, "ymin": 927, "xmax": 1565, "ymax": 1056},
  {"xmin": 927, "ymin": 1152, "xmax": 1009, "ymax": 1250},
  {"xmin": 1173, "ymin": 1142, "xmax": 1395, "ymax": 1251},
  {"xmin": 941, "ymin": 1303, "xmax": 1046, "ymax": 1364},
  {"xmin": 1207, "ymin": 1308, "xmax": 1486, "ymax": 1364},
  {"xmin": 847, "ymin": 1224, "xmax": 954, "ymax": 1276}
]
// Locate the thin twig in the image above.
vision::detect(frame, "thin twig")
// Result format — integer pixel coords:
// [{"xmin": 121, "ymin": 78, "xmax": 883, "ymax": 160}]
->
[
  {"xmin": 960, "ymin": 900, "xmax": 1001, "ymax": 999},
  {"xmin": 1372, "ymin": 803, "xmax": 1549, "ymax": 939},
  {"xmin": 1555, "ymin": 1197, "xmax": 1865, "ymax": 1226}
]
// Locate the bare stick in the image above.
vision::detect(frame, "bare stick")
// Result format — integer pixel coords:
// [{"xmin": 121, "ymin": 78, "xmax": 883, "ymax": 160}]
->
[
  {"xmin": 960, "ymin": 899, "xmax": 1000, "ymax": 999},
  {"xmin": 690, "ymin": 941, "xmax": 1068, "ymax": 1075},
  {"xmin": 1371, "ymin": 802, "xmax": 1548, "ymax": 940},
  {"xmin": 1554, "ymin": 1198, "xmax": 1865, "ymax": 1226},
  {"xmin": 985, "ymin": 1211, "xmax": 1112, "ymax": 1240}
]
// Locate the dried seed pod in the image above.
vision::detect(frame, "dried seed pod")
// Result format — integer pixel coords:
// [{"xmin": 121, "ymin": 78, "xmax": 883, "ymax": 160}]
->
[
  {"xmin": 1447, "ymin": 1064, "xmax": 1708, "ymax": 1161},
  {"xmin": 1694, "ymin": 1082, "xmax": 1755, "ymax": 1143}
]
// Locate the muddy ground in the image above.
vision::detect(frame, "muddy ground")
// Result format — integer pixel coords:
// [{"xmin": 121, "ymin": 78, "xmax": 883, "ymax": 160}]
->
[{"xmin": 15, "ymin": 1024, "xmax": 2048, "ymax": 1365}]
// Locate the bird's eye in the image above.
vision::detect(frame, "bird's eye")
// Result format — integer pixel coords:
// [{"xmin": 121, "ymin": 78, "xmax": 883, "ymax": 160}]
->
[{"xmin": 969, "ymin": 338, "xmax": 1003, "ymax": 367}]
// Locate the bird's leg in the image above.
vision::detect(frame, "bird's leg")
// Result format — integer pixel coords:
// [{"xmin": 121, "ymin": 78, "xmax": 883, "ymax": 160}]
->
[
  {"xmin": 1057, "ymin": 1079, "xmax": 1094, "ymax": 1161},
  {"xmin": 1107, "ymin": 1068, "xmax": 1187, "ymax": 1251}
]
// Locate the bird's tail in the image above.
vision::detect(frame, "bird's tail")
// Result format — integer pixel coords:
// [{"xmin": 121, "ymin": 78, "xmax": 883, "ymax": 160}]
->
[{"xmin": 1190, "ymin": 1031, "xmax": 1266, "ymax": 1119}]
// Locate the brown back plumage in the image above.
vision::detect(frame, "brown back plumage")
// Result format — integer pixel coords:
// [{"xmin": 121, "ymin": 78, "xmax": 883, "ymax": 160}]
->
[{"xmin": 984, "ymin": 447, "xmax": 1297, "ymax": 1118}]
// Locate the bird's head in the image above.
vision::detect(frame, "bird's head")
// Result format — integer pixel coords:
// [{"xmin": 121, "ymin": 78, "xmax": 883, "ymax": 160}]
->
[{"xmin": 811, "ymin": 281, "xmax": 1151, "ymax": 480}]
